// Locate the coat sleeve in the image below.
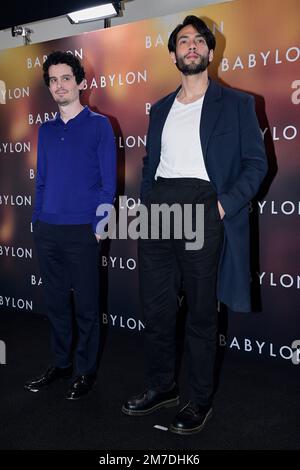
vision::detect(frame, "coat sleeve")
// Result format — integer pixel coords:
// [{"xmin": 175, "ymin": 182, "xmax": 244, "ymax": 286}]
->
[{"xmin": 218, "ymin": 95, "xmax": 268, "ymax": 218}]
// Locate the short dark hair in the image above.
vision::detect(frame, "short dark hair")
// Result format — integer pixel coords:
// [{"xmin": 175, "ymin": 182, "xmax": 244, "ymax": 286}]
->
[
  {"xmin": 168, "ymin": 15, "xmax": 216, "ymax": 53},
  {"xmin": 43, "ymin": 51, "xmax": 85, "ymax": 87}
]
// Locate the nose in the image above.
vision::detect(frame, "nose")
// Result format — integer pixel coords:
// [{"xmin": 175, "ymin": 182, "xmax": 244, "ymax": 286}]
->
[{"xmin": 189, "ymin": 42, "xmax": 196, "ymax": 50}]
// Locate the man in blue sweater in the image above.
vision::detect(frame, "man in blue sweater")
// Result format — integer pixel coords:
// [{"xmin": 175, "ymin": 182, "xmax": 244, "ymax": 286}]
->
[{"xmin": 24, "ymin": 51, "xmax": 116, "ymax": 399}]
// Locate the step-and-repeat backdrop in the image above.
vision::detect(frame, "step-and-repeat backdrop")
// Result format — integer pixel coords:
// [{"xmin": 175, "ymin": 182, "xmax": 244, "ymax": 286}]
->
[{"xmin": 0, "ymin": 0, "xmax": 299, "ymax": 365}]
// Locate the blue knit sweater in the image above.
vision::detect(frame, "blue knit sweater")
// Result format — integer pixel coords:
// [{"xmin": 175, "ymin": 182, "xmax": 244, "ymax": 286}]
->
[{"xmin": 32, "ymin": 106, "xmax": 116, "ymax": 233}]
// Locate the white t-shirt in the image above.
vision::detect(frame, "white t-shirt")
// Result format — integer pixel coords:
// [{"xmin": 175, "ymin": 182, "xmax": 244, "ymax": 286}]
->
[{"xmin": 155, "ymin": 95, "xmax": 210, "ymax": 181}]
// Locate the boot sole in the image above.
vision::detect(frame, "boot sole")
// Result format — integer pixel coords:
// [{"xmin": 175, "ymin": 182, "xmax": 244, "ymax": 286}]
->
[
  {"xmin": 122, "ymin": 396, "xmax": 180, "ymax": 416},
  {"xmin": 169, "ymin": 408, "xmax": 213, "ymax": 435}
]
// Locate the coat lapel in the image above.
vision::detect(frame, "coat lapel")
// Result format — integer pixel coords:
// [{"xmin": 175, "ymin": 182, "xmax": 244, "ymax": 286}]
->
[
  {"xmin": 200, "ymin": 79, "xmax": 223, "ymax": 162},
  {"xmin": 151, "ymin": 87, "xmax": 180, "ymax": 161}
]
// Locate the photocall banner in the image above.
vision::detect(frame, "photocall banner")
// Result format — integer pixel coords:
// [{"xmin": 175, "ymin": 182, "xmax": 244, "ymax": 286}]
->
[{"xmin": 0, "ymin": 0, "xmax": 299, "ymax": 364}]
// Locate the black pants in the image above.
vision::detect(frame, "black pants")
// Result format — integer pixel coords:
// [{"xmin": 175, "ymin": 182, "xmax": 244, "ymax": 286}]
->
[
  {"xmin": 139, "ymin": 178, "xmax": 223, "ymax": 406},
  {"xmin": 34, "ymin": 221, "xmax": 100, "ymax": 375}
]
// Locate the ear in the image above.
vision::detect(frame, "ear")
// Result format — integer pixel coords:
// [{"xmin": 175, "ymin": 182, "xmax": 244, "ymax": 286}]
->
[
  {"xmin": 170, "ymin": 51, "xmax": 177, "ymax": 64},
  {"xmin": 208, "ymin": 49, "xmax": 214, "ymax": 63},
  {"xmin": 78, "ymin": 78, "xmax": 87, "ymax": 90}
]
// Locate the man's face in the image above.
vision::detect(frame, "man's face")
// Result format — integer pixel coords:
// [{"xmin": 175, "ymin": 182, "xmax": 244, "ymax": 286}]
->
[
  {"xmin": 48, "ymin": 63, "xmax": 85, "ymax": 106},
  {"xmin": 171, "ymin": 24, "xmax": 213, "ymax": 75}
]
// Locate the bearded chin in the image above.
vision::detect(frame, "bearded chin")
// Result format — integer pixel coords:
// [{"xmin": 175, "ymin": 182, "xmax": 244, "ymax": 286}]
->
[
  {"xmin": 56, "ymin": 98, "xmax": 69, "ymax": 106},
  {"xmin": 175, "ymin": 56, "xmax": 210, "ymax": 75}
]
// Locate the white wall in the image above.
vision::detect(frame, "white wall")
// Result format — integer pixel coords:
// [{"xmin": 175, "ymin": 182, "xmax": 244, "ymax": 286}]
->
[{"xmin": 0, "ymin": 0, "xmax": 231, "ymax": 50}]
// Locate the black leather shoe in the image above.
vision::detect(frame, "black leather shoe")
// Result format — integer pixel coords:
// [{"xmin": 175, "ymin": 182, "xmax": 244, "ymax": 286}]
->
[
  {"xmin": 65, "ymin": 374, "xmax": 96, "ymax": 400},
  {"xmin": 24, "ymin": 365, "xmax": 73, "ymax": 393},
  {"xmin": 122, "ymin": 384, "xmax": 179, "ymax": 416},
  {"xmin": 170, "ymin": 401, "xmax": 212, "ymax": 435}
]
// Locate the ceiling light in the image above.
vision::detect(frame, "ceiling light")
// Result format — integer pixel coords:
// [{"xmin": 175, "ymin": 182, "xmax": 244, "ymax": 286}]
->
[{"xmin": 67, "ymin": 3, "xmax": 119, "ymax": 24}]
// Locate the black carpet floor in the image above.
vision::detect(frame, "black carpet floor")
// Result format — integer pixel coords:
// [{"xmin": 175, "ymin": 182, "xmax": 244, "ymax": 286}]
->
[{"xmin": 0, "ymin": 310, "xmax": 299, "ymax": 451}]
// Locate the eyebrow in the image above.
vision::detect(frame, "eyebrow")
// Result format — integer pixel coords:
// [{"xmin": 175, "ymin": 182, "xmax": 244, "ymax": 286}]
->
[
  {"xmin": 178, "ymin": 33, "xmax": 204, "ymax": 40},
  {"xmin": 49, "ymin": 74, "xmax": 73, "ymax": 79}
]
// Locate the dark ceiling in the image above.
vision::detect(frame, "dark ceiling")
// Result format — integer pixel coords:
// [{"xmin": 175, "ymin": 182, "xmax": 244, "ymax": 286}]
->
[{"xmin": 1, "ymin": 1, "xmax": 120, "ymax": 30}]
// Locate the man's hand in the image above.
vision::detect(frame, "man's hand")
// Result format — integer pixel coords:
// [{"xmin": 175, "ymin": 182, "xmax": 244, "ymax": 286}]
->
[
  {"xmin": 217, "ymin": 200, "xmax": 225, "ymax": 220},
  {"xmin": 95, "ymin": 234, "xmax": 101, "ymax": 242}
]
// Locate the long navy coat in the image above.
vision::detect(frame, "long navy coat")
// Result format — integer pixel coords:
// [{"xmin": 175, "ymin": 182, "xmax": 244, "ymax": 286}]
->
[{"xmin": 140, "ymin": 79, "xmax": 268, "ymax": 312}]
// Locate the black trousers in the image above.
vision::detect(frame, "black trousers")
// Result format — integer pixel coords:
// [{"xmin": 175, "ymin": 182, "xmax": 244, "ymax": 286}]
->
[
  {"xmin": 139, "ymin": 177, "xmax": 223, "ymax": 406},
  {"xmin": 33, "ymin": 221, "xmax": 100, "ymax": 375}
]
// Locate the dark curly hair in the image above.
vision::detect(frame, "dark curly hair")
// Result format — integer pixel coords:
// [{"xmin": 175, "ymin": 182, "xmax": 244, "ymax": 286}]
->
[
  {"xmin": 43, "ymin": 51, "xmax": 85, "ymax": 87},
  {"xmin": 168, "ymin": 15, "xmax": 216, "ymax": 53}
]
